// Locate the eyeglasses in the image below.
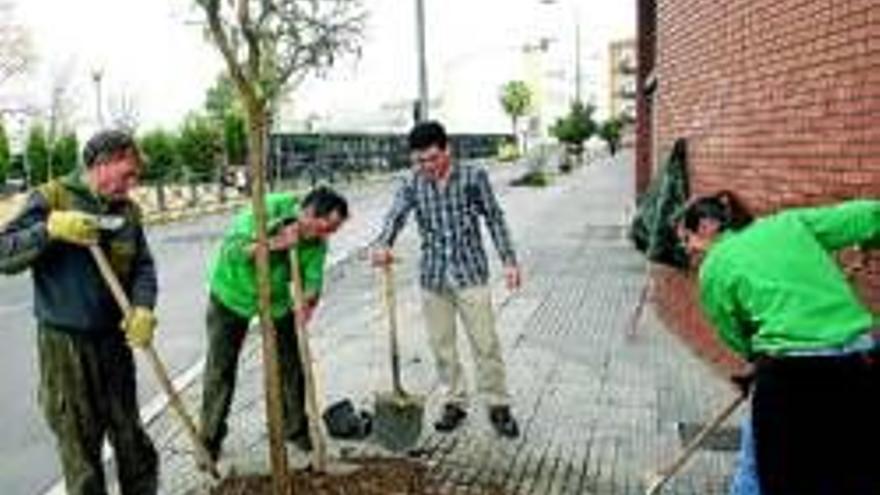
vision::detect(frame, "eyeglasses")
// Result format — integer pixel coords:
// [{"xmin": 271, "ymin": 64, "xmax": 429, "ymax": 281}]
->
[{"xmin": 412, "ymin": 150, "xmax": 444, "ymax": 167}]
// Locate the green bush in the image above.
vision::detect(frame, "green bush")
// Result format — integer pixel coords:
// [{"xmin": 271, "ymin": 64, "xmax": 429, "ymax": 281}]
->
[
  {"xmin": 140, "ymin": 129, "xmax": 181, "ymax": 183},
  {"xmin": 598, "ymin": 117, "xmax": 623, "ymax": 155},
  {"xmin": 510, "ymin": 170, "xmax": 549, "ymax": 187},
  {"xmin": 50, "ymin": 132, "xmax": 78, "ymax": 177},
  {"xmin": 177, "ymin": 115, "xmax": 222, "ymax": 183},
  {"xmin": 26, "ymin": 125, "xmax": 50, "ymax": 186},
  {"xmin": 550, "ymin": 101, "xmax": 596, "ymax": 147},
  {"xmin": 0, "ymin": 122, "xmax": 9, "ymax": 184},
  {"xmin": 223, "ymin": 111, "xmax": 247, "ymax": 166}
]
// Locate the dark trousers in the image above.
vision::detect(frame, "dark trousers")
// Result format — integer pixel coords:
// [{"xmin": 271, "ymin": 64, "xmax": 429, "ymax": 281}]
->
[
  {"xmin": 752, "ymin": 351, "xmax": 880, "ymax": 495},
  {"xmin": 199, "ymin": 295, "xmax": 306, "ymax": 455},
  {"xmin": 37, "ymin": 325, "xmax": 158, "ymax": 495}
]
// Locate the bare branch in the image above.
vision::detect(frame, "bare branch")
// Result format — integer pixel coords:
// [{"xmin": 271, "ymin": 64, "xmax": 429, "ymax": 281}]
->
[{"xmin": 196, "ymin": 0, "xmax": 258, "ymax": 108}]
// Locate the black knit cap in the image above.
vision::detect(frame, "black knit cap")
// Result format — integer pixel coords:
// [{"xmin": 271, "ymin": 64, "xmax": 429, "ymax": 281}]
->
[{"xmin": 82, "ymin": 129, "xmax": 138, "ymax": 169}]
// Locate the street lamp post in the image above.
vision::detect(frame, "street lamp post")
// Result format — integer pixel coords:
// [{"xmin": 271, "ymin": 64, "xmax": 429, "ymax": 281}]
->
[
  {"xmin": 414, "ymin": 0, "xmax": 429, "ymax": 122},
  {"xmin": 91, "ymin": 69, "xmax": 104, "ymax": 128},
  {"xmin": 539, "ymin": 0, "xmax": 582, "ymax": 103}
]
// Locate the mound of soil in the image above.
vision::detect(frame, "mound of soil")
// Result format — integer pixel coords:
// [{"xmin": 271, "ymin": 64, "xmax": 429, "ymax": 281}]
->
[{"xmin": 211, "ymin": 457, "xmax": 505, "ymax": 494}]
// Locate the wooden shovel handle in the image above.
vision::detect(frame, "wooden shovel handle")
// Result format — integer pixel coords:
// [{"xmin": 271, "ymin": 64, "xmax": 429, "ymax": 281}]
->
[
  {"xmin": 381, "ymin": 263, "xmax": 404, "ymax": 394},
  {"xmin": 644, "ymin": 393, "xmax": 747, "ymax": 494},
  {"xmin": 289, "ymin": 246, "xmax": 328, "ymax": 472},
  {"xmin": 88, "ymin": 245, "xmax": 220, "ymax": 479}
]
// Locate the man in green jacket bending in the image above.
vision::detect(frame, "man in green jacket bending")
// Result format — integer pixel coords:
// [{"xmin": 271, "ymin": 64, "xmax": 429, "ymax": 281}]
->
[
  {"xmin": 676, "ymin": 194, "xmax": 880, "ymax": 494},
  {"xmin": 199, "ymin": 186, "xmax": 348, "ymax": 462}
]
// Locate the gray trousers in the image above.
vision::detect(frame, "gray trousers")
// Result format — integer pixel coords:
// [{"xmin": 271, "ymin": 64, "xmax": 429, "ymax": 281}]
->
[
  {"xmin": 422, "ymin": 285, "xmax": 510, "ymax": 407},
  {"xmin": 199, "ymin": 295, "xmax": 306, "ymax": 454},
  {"xmin": 37, "ymin": 325, "xmax": 158, "ymax": 495}
]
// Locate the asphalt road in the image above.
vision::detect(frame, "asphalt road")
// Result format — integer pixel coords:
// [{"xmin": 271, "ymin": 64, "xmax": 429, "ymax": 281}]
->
[
  {"xmin": 0, "ymin": 212, "xmax": 232, "ymax": 495},
  {"xmin": 0, "ymin": 176, "xmax": 399, "ymax": 495}
]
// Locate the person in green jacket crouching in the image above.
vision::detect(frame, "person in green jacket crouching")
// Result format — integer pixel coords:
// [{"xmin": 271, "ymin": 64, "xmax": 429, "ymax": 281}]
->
[
  {"xmin": 199, "ymin": 186, "xmax": 348, "ymax": 462},
  {"xmin": 676, "ymin": 193, "xmax": 880, "ymax": 495}
]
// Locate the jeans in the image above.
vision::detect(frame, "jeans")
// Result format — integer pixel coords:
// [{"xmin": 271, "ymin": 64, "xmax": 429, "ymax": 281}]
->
[{"xmin": 730, "ymin": 414, "xmax": 760, "ymax": 495}]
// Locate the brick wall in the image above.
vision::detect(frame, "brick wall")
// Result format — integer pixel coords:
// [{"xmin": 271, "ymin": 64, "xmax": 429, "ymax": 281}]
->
[
  {"xmin": 635, "ymin": 0, "xmax": 657, "ymax": 195},
  {"xmin": 639, "ymin": 0, "xmax": 880, "ymax": 375}
]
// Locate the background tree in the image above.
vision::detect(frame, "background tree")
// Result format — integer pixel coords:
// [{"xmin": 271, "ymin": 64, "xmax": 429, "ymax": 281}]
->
[
  {"xmin": 204, "ymin": 73, "xmax": 248, "ymax": 199},
  {"xmin": 223, "ymin": 110, "xmax": 247, "ymax": 167},
  {"xmin": 499, "ymin": 80, "xmax": 533, "ymax": 152},
  {"xmin": 50, "ymin": 131, "xmax": 78, "ymax": 177},
  {"xmin": 204, "ymin": 72, "xmax": 239, "ymax": 122},
  {"xmin": 598, "ymin": 117, "xmax": 623, "ymax": 156},
  {"xmin": 195, "ymin": 0, "xmax": 366, "ymax": 488},
  {"xmin": 139, "ymin": 129, "xmax": 180, "ymax": 211},
  {"xmin": 177, "ymin": 113, "xmax": 222, "ymax": 184},
  {"xmin": 25, "ymin": 124, "xmax": 49, "ymax": 186},
  {"xmin": 550, "ymin": 101, "xmax": 597, "ymax": 171},
  {"xmin": 0, "ymin": 120, "xmax": 9, "ymax": 185}
]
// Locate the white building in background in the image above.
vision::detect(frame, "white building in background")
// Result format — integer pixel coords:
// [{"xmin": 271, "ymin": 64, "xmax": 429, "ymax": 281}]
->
[
  {"xmin": 608, "ymin": 39, "xmax": 637, "ymax": 122},
  {"xmin": 273, "ymin": 0, "xmax": 632, "ymax": 137}
]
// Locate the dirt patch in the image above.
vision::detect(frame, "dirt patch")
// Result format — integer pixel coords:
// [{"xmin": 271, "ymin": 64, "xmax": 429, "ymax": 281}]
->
[{"xmin": 211, "ymin": 457, "xmax": 506, "ymax": 494}]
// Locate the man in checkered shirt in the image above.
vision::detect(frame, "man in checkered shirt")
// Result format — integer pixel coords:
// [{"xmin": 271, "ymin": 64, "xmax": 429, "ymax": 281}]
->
[{"xmin": 373, "ymin": 121, "xmax": 521, "ymax": 438}]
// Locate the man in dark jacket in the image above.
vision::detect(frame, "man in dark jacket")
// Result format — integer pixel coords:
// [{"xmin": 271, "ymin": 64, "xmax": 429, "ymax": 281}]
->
[{"xmin": 0, "ymin": 130, "xmax": 159, "ymax": 495}]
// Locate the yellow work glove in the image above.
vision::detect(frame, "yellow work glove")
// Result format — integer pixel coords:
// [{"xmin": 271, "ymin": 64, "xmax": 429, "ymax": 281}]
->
[
  {"xmin": 46, "ymin": 211, "xmax": 99, "ymax": 246},
  {"xmin": 121, "ymin": 306, "xmax": 157, "ymax": 348}
]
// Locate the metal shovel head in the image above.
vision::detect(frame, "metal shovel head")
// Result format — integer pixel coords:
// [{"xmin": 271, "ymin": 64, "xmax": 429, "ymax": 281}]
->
[
  {"xmin": 94, "ymin": 214, "xmax": 126, "ymax": 231},
  {"xmin": 373, "ymin": 390, "xmax": 425, "ymax": 452}
]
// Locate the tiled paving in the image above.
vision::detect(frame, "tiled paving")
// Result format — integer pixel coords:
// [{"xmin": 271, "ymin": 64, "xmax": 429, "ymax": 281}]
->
[{"xmin": 111, "ymin": 151, "xmax": 743, "ymax": 494}]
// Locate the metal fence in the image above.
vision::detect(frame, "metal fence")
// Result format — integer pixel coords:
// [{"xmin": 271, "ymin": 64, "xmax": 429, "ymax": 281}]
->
[{"xmin": 267, "ymin": 132, "xmax": 512, "ymax": 187}]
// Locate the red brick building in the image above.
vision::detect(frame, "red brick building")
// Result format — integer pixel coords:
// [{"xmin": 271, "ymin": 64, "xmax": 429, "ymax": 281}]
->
[{"xmin": 636, "ymin": 0, "xmax": 880, "ymax": 373}]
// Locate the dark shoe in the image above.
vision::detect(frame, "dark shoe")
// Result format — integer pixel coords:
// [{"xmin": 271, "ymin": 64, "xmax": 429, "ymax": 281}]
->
[
  {"xmin": 197, "ymin": 439, "xmax": 221, "ymax": 472},
  {"xmin": 434, "ymin": 404, "xmax": 467, "ymax": 432},
  {"xmin": 489, "ymin": 406, "xmax": 519, "ymax": 438},
  {"xmin": 286, "ymin": 431, "xmax": 313, "ymax": 452}
]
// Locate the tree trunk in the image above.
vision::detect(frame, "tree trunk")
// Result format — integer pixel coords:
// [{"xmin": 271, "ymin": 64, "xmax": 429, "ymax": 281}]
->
[
  {"xmin": 511, "ymin": 116, "xmax": 519, "ymax": 152},
  {"xmin": 156, "ymin": 181, "xmax": 166, "ymax": 211},
  {"xmin": 247, "ymin": 105, "xmax": 290, "ymax": 495}
]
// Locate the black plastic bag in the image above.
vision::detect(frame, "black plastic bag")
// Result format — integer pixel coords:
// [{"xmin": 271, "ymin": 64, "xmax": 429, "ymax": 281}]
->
[{"xmin": 323, "ymin": 399, "xmax": 373, "ymax": 440}]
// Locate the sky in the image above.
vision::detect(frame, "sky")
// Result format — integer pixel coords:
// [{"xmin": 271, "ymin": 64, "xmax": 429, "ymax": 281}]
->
[{"xmin": 4, "ymin": 0, "xmax": 634, "ymax": 138}]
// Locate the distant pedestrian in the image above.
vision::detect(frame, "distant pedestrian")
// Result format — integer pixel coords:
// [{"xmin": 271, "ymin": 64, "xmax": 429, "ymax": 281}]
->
[
  {"xmin": 199, "ymin": 186, "xmax": 348, "ymax": 462},
  {"xmin": 372, "ymin": 121, "xmax": 521, "ymax": 438},
  {"xmin": 676, "ymin": 192, "xmax": 880, "ymax": 494},
  {"xmin": 0, "ymin": 129, "xmax": 159, "ymax": 495}
]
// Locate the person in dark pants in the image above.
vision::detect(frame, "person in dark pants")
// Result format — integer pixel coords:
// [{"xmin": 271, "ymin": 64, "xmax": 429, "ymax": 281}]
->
[
  {"xmin": 0, "ymin": 130, "xmax": 159, "ymax": 495},
  {"xmin": 676, "ymin": 193, "xmax": 880, "ymax": 494},
  {"xmin": 372, "ymin": 121, "xmax": 522, "ymax": 438},
  {"xmin": 199, "ymin": 186, "xmax": 348, "ymax": 462}
]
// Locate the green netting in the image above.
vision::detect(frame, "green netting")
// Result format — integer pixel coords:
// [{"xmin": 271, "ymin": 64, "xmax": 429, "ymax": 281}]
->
[{"xmin": 629, "ymin": 138, "xmax": 690, "ymax": 269}]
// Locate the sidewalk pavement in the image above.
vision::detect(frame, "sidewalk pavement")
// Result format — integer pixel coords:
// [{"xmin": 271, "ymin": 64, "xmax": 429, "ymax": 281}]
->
[{"xmin": 125, "ymin": 151, "xmax": 742, "ymax": 494}]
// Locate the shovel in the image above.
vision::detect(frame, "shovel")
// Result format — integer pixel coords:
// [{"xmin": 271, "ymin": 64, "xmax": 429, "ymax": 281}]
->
[
  {"xmin": 88, "ymin": 244, "xmax": 221, "ymax": 479},
  {"xmin": 644, "ymin": 393, "xmax": 747, "ymax": 494},
  {"xmin": 373, "ymin": 262, "xmax": 425, "ymax": 452},
  {"xmin": 288, "ymin": 245, "xmax": 330, "ymax": 472}
]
